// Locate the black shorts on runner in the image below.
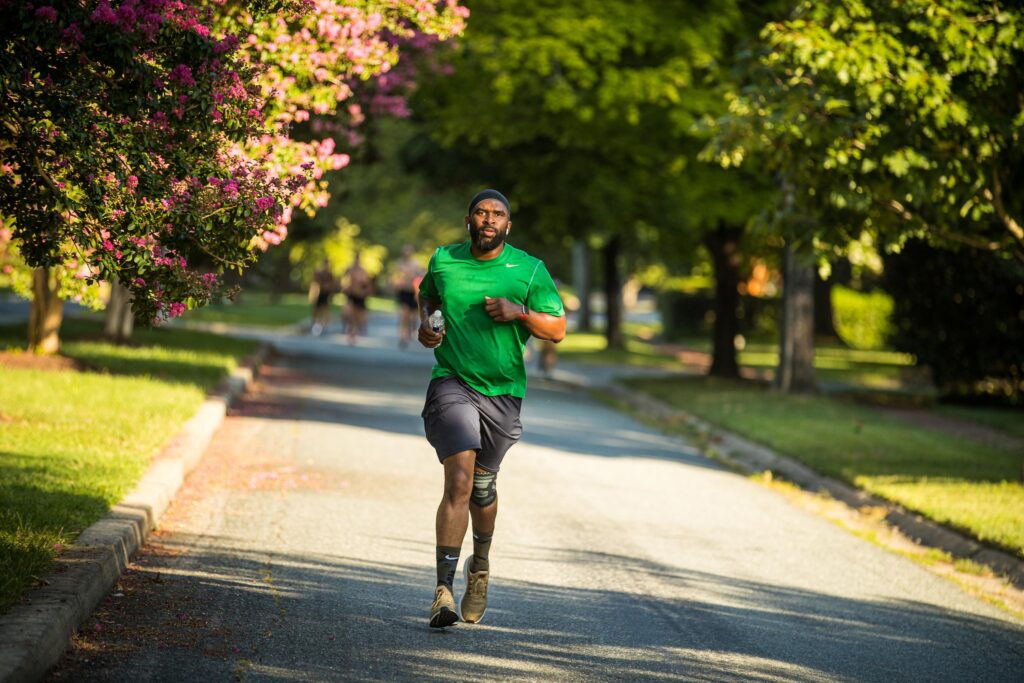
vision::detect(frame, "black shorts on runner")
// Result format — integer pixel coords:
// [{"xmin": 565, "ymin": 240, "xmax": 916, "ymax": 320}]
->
[
  {"xmin": 348, "ymin": 295, "xmax": 367, "ymax": 310},
  {"xmin": 422, "ymin": 376, "xmax": 523, "ymax": 472},
  {"xmin": 396, "ymin": 289, "xmax": 417, "ymax": 310}
]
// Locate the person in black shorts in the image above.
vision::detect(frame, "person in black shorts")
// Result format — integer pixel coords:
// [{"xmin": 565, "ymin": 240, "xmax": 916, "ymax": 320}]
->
[
  {"xmin": 418, "ymin": 189, "xmax": 566, "ymax": 628},
  {"xmin": 341, "ymin": 251, "xmax": 373, "ymax": 344},
  {"xmin": 309, "ymin": 259, "xmax": 337, "ymax": 336},
  {"xmin": 391, "ymin": 245, "xmax": 423, "ymax": 348}
]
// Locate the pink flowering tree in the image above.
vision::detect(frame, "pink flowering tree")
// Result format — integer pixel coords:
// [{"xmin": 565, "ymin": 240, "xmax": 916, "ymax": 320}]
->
[
  {"xmin": 0, "ymin": 0, "xmax": 466, "ymax": 352},
  {"xmin": 223, "ymin": 0, "xmax": 468, "ymax": 249}
]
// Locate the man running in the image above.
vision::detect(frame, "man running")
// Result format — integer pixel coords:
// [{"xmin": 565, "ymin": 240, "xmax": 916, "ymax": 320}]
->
[{"xmin": 417, "ymin": 189, "xmax": 566, "ymax": 628}]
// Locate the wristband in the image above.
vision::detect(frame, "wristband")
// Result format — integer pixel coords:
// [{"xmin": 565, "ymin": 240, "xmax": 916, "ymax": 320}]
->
[{"xmin": 518, "ymin": 305, "xmax": 529, "ymax": 321}]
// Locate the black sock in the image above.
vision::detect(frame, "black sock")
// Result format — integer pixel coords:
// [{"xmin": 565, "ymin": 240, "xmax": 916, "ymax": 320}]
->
[
  {"xmin": 471, "ymin": 530, "xmax": 492, "ymax": 572},
  {"xmin": 436, "ymin": 546, "xmax": 460, "ymax": 589}
]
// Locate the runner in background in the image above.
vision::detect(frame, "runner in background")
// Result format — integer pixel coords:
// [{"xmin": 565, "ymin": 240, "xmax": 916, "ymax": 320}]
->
[
  {"xmin": 308, "ymin": 259, "xmax": 337, "ymax": 336},
  {"xmin": 391, "ymin": 244, "xmax": 424, "ymax": 349},
  {"xmin": 341, "ymin": 251, "xmax": 373, "ymax": 344}
]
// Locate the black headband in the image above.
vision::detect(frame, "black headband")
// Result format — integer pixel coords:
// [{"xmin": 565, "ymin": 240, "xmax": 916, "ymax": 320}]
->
[{"xmin": 468, "ymin": 189, "xmax": 510, "ymax": 216}]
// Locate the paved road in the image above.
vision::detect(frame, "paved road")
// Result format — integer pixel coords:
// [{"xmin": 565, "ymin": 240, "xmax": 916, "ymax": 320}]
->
[{"xmin": 49, "ymin": 322, "xmax": 1024, "ymax": 681}]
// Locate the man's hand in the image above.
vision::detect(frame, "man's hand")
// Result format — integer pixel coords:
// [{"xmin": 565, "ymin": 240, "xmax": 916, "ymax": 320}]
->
[
  {"xmin": 418, "ymin": 318, "xmax": 444, "ymax": 348},
  {"xmin": 484, "ymin": 296, "xmax": 522, "ymax": 322}
]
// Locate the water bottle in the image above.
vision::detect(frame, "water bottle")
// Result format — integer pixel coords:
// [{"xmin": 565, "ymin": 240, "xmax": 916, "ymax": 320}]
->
[{"xmin": 429, "ymin": 309, "xmax": 445, "ymax": 334}]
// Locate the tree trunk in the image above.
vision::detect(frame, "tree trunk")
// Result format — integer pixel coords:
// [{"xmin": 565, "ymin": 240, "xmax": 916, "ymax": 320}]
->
[
  {"xmin": 104, "ymin": 276, "xmax": 134, "ymax": 342},
  {"xmin": 269, "ymin": 250, "xmax": 293, "ymax": 304},
  {"xmin": 572, "ymin": 241, "xmax": 592, "ymax": 332},
  {"xmin": 776, "ymin": 244, "xmax": 816, "ymax": 392},
  {"xmin": 28, "ymin": 267, "xmax": 64, "ymax": 355},
  {"xmin": 705, "ymin": 223, "xmax": 744, "ymax": 378},
  {"xmin": 602, "ymin": 236, "xmax": 624, "ymax": 350},
  {"xmin": 814, "ymin": 270, "xmax": 838, "ymax": 339}
]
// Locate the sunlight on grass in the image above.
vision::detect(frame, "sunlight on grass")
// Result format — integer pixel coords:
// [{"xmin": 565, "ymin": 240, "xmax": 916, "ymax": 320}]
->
[
  {"xmin": 182, "ymin": 290, "xmax": 398, "ymax": 326},
  {"xmin": 0, "ymin": 322, "xmax": 256, "ymax": 612},
  {"xmin": 625, "ymin": 376, "xmax": 1024, "ymax": 558},
  {"xmin": 184, "ymin": 292, "xmax": 310, "ymax": 327}
]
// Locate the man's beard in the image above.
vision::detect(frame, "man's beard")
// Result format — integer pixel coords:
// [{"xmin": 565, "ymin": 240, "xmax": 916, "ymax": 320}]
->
[{"xmin": 470, "ymin": 225, "xmax": 507, "ymax": 252}]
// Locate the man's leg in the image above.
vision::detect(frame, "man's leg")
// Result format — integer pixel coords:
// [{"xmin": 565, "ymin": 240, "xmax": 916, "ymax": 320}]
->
[
  {"xmin": 436, "ymin": 450, "xmax": 476, "ymax": 554},
  {"xmin": 468, "ymin": 469, "xmax": 497, "ymax": 572},
  {"xmin": 461, "ymin": 465, "xmax": 498, "ymax": 624},
  {"xmin": 431, "ymin": 449, "xmax": 475, "ymax": 628}
]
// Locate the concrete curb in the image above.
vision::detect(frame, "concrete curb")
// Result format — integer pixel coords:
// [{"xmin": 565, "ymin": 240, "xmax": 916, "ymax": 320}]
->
[
  {"xmin": 0, "ymin": 344, "xmax": 270, "ymax": 683},
  {"xmin": 556, "ymin": 372, "xmax": 1024, "ymax": 590}
]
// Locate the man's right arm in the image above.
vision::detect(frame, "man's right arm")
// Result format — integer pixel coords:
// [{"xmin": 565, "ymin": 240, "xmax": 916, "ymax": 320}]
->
[{"xmin": 417, "ymin": 296, "xmax": 443, "ymax": 348}]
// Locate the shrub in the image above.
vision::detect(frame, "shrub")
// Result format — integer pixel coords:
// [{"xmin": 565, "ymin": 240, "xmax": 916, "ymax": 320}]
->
[
  {"xmin": 884, "ymin": 240, "xmax": 1024, "ymax": 406},
  {"xmin": 832, "ymin": 285, "xmax": 894, "ymax": 350}
]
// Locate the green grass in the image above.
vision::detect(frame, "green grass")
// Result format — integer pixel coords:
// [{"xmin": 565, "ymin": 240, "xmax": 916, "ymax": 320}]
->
[
  {"xmin": 0, "ymin": 320, "xmax": 257, "ymax": 613},
  {"xmin": 183, "ymin": 291, "xmax": 310, "ymax": 327},
  {"xmin": 624, "ymin": 375, "xmax": 1024, "ymax": 558},
  {"xmin": 561, "ymin": 329, "xmax": 922, "ymax": 392},
  {"xmin": 559, "ymin": 332, "xmax": 682, "ymax": 369},
  {"xmin": 936, "ymin": 405, "xmax": 1024, "ymax": 440},
  {"xmin": 181, "ymin": 291, "xmax": 398, "ymax": 326}
]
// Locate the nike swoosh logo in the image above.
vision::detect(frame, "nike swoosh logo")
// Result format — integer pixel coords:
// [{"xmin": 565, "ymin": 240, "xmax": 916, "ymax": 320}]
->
[
  {"xmin": 506, "ymin": 263, "xmax": 519, "ymax": 268},
  {"xmin": 444, "ymin": 555, "xmax": 459, "ymax": 561}
]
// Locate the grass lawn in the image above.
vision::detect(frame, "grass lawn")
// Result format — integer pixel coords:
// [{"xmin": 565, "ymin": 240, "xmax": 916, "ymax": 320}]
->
[
  {"xmin": 559, "ymin": 331, "xmax": 683, "ymax": 369},
  {"xmin": 0, "ymin": 319, "xmax": 257, "ymax": 613},
  {"xmin": 624, "ymin": 376, "xmax": 1024, "ymax": 559},
  {"xmin": 936, "ymin": 405, "xmax": 1024, "ymax": 441},
  {"xmin": 181, "ymin": 291, "xmax": 398, "ymax": 327},
  {"xmin": 560, "ymin": 329, "xmax": 924, "ymax": 393},
  {"xmin": 182, "ymin": 291, "xmax": 310, "ymax": 327}
]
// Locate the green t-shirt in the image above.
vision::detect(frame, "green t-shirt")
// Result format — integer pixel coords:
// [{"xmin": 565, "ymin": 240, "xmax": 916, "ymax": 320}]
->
[{"xmin": 418, "ymin": 241, "xmax": 565, "ymax": 398}]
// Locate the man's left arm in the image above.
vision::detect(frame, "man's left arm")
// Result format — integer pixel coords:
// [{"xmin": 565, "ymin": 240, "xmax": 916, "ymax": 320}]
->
[{"xmin": 483, "ymin": 297, "xmax": 566, "ymax": 343}]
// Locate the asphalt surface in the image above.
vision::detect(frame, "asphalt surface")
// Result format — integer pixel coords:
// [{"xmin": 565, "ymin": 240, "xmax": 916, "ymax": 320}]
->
[{"xmin": 47, "ymin": 317, "xmax": 1024, "ymax": 682}]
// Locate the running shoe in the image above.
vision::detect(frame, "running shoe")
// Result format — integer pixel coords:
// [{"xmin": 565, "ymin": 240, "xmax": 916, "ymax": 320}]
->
[
  {"xmin": 429, "ymin": 584, "xmax": 458, "ymax": 628},
  {"xmin": 460, "ymin": 555, "xmax": 490, "ymax": 624}
]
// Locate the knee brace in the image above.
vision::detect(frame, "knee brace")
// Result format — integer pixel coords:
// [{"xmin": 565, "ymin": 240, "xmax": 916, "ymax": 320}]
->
[{"xmin": 469, "ymin": 468, "xmax": 497, "ymax": 507}]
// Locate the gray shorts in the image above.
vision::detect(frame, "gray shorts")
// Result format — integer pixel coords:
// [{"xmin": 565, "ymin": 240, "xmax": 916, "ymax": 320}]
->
[{"xmin": 421, "ymin": 376, "xmax": 523, "ymax": 472}]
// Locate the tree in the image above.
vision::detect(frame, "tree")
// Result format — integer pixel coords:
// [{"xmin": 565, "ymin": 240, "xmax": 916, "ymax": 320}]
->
[
  {"xmin": 0, "ymin": 0, "xmax": 466, "ymax": 351},
  {"xmin": 411, "ymin": 0, "xmax": 742, "ymax": 350},
  {"xmin": 707, "ymin": 0, "xmax": 1024, "ymax": 388}
]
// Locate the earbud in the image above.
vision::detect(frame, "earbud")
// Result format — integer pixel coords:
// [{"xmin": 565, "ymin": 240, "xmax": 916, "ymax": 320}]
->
[{"xmin": 466, "ymin": 223, "xmax": 471, "ymax": 231}]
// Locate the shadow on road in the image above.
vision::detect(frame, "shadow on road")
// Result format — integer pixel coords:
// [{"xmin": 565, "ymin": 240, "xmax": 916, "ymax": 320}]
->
[
  {"xmin": 233, "ymin": 354, "xmax": 716, "ymax": 470},
  {"xmin": 49, "ymin": 533, "xmax": 1024, "ymax": 682}
]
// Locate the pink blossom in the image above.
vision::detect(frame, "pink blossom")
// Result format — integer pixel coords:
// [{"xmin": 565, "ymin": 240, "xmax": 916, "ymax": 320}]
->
[
  {"xmin": 168, "ymin": 64, "xmax": 195, "ymax": 88},
  {"xmin": 34, "ymin": 6, "xmax": 57, "ymax": 22},
  {"xmin": 255, "ymin": 196, "xmax": 275, "ymax": 212},
  {"xmin": 126, "ymin": 175, "xmax": 138, "ymax": 190},
  {"xmin": 133, "ymin": 277, "xmax": 146, "ymax": 286},
  {"xmin": 169, "ymin": 302, "xmax": 187, "ymax": 317},
  {"xmin": 103, "ymin": 240, "xmax": 114, "ymax": 251},
  {"xmin": 62, "ymin": 23, "xmax": 85, "ymax": 45},
  {"xmin": 91, "ymin": 1, "xmax": 117, "ymax": 24}
]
